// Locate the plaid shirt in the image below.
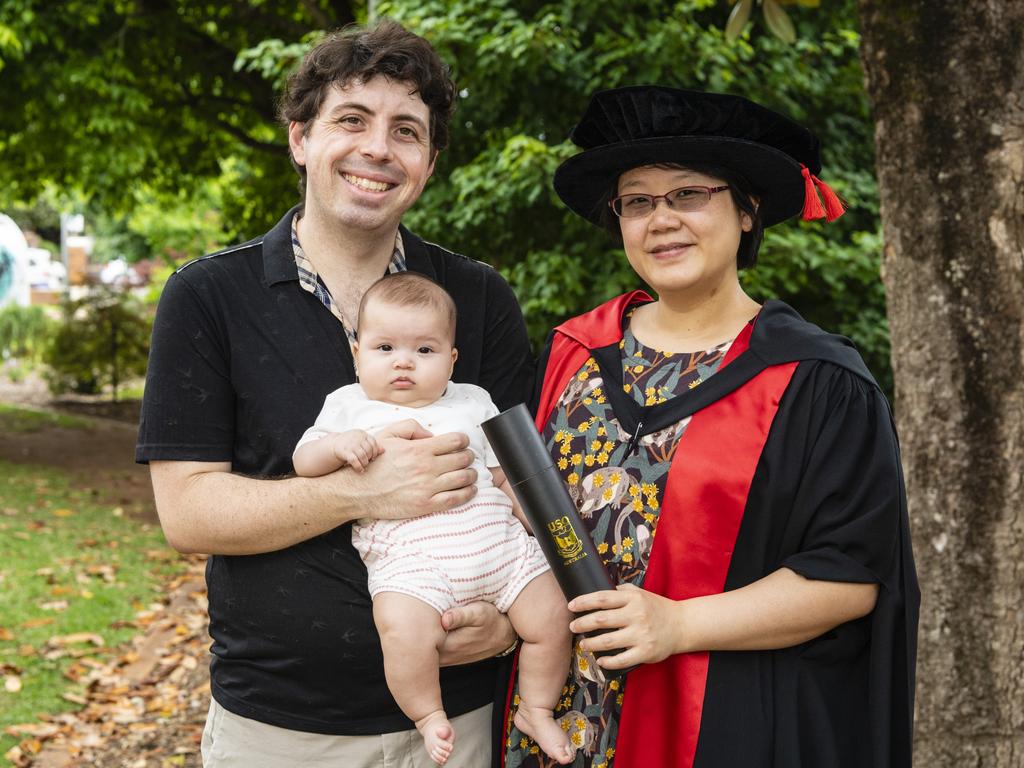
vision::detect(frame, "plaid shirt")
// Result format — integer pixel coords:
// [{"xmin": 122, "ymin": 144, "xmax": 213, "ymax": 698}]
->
[{"xmin": 291, "ymin": 212, "xmax": 407, "ymax": 347}]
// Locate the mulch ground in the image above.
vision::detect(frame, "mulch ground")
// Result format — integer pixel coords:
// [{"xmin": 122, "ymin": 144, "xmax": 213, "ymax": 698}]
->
[{"xmin": 2, "ymin": 376, "xmax": 212, "ymax": 767}]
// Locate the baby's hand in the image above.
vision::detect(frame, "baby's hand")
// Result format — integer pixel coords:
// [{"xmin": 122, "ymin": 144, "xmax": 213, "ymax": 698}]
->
[{"xmin": 331, "ymin": 430, "xmax": 382, "ymax": 472}]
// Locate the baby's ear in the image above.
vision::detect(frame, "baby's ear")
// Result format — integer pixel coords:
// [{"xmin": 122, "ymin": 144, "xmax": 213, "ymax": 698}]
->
[{"xmin": 450, "ymin": 347, "xmax": 459, "ymax": 368}]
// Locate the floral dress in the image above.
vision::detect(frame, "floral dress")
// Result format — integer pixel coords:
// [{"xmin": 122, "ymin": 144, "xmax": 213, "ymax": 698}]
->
[{"xmin": 505, "ymin": 309, "xmax": 735, "ymax": 768}]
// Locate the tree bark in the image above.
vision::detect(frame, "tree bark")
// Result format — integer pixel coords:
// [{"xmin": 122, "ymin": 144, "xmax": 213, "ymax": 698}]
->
[{"xmin": 858, "ymin": 2, "xmax": 1024, "ymax": 766}]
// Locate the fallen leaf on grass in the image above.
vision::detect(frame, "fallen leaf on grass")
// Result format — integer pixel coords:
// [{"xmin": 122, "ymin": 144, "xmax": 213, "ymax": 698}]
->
[
  {"xmin": 40, "ymin": 600, "xmax": 69, "ymax": 611},
  {"xmin": 64, "ymin": 662, "xmax": 89, "ymax": 682},
  {"xmin": 62, "ymin": 692, "xmax": 89, "ymax": 705},
  {"xmin": 18, "ymin": 644, "xmax": 35, "ymax": 657},
  {"xmin": 86, "ymin": 564, "xmax": 118, "ymax": 583},
  {"xmin": 4, "ymin": 745, "xmax": 31, "ymax": 768},
  {"xmin": 4, "ymin": 723, "xmax": 60, "ymax": 738},
  {"xmin": 53, "ymin": 508, "xmax": 74, "ymax": 517},
  {"xmin": 21, "ymin": 617, "xmax": 55, "ymax": 628},
  {"xmin": 50, "ymin": 584, "xmax": 75, "ymax": 596},
  {"xmin": 49, "ymin": 632, "xmax": 105, "ymax": 647},
  {"xmin": 0, "ymin": 627, "xmax": 13, "ymax": 640},
  {"xmin": 5, "ymin": 674, "xmax": 22, "ymax": 692}
]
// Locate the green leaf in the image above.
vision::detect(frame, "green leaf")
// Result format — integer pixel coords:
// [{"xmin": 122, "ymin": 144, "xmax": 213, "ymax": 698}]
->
[
  {"xmin": 763, "ymin": 0, "xmax": 798, "ymax": 44},
  {"xmin": 726, "ymin": 0, "xmax": 754, "ymax": 42}
]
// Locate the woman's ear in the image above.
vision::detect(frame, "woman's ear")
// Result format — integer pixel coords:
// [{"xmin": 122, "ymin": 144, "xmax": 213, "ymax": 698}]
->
[{"xmin": 741, "ymin": 196, "xmax": 760, "ymax": 232}]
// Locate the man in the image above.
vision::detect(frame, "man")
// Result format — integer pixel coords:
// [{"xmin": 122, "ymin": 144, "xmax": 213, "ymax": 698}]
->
[{"xmin": 136, "ymin": 19, "xmax": 533, "ymax": 767}]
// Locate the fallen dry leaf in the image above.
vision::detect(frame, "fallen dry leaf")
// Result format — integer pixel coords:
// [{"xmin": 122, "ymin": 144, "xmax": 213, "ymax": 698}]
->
[
  {"xmin": 5, "ymin": 674, "xmax": 22, "ymax": 692},
  {"xmin": 0, "ymin": 627, "xmax": 13, "ymax": 640},
  {"xmin": 3, "ymin": 745, "xmax": 28, "ymax": 768},
  {"xmin": 4, "ymin": 722, "xmax": 60, "ymax": 738},
  {"xmin": 52, "ymin": 508, "xmax": 74, "ymax": 517},
  {"xmin": 49, "ymin": 632, "xmax": 105, "ymax": 647},
  {"xmin": 21, "ymin": 617, "xmax": 55, "ymax": 628},
  {"xmin": 40, "ymin": 600, "xmax": 69, "ymax": 612}
]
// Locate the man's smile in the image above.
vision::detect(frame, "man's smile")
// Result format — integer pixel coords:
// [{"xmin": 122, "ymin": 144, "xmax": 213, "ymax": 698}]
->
[{"xmin": 341, "ymin": 172, "xmax": 397, "ymax": 192}]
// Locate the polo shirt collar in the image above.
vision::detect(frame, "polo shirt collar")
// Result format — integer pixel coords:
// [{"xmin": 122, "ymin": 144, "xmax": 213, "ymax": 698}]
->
[
  {"xmin": 263, "ymin": 205, "xmax": 301, "ymax": 287},
  {"xmin": 263, "ymin": 206, "xmax": 433, "ymax": 286}
]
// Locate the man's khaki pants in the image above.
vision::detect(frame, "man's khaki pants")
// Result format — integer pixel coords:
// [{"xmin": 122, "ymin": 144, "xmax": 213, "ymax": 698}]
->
[{"xmin": 201, "ymin": 698, "xmax": 493, "ymax": 768}]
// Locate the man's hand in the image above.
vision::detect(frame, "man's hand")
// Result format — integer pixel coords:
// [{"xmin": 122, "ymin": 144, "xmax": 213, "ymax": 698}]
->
[
  {"xmin": 340, "ymin": 419, "xmax": 479, "ymax": 520},
  {"xmin": 438, "ymin": 602, "xmax": 517, "ymax": 666}
]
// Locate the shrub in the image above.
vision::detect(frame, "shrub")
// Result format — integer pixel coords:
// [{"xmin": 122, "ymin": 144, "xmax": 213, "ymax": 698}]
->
[
  {"xmin": 43, "ymin": 290, "xmax": 151, "ymax": 399},
  {"xmin": 0, "ymin": 304, "xmax": 56, "ymax": 364}
]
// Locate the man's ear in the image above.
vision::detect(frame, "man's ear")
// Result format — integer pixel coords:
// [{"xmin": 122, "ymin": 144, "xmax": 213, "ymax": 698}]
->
[{"xmin": 288, "ymin": 121, "xmax": 308, "ymax": 166}]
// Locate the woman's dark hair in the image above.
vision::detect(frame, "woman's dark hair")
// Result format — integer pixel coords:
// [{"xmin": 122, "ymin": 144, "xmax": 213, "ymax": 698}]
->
[
  {"xmin": 597, "ymin": 163, "xmax": 765, "ymax": 270},
  {"xmin": 278, "ymin": 19, "xmax": 457, "ymax": 197}
]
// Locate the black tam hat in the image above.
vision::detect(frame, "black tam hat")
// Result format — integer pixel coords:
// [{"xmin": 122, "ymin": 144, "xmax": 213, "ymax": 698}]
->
[{"xmin": 553, "ymin": 85, "xmax": 844, "ymax": 228}]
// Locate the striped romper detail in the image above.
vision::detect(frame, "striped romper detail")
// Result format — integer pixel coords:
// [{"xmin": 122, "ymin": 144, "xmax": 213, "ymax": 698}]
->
[{"xmin": 295, "ymin": 382, "xmax": 550, "ymax": 614}]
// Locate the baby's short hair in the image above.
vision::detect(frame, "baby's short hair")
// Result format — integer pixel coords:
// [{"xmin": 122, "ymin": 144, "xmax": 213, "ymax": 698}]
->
[{"xmin": 357, "ymin": 272, "xmax": 458, "ymax": 342}]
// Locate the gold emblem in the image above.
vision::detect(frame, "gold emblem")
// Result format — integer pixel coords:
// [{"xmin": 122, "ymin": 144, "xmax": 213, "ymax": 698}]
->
[{"xmin": 547, "ymin": 516, "xmax": 586, "ymax": 565}]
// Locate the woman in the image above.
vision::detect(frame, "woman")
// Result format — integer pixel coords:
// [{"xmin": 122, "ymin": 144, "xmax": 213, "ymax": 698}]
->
[{"xmin": 503, "ymin": 86, "xmax": 918, "ymax": 768}]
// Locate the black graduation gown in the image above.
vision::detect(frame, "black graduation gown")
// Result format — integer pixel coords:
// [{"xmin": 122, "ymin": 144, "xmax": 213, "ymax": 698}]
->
[{"xmin": 523, "ymin": 293, "xmax": 919, "ymax": 768}]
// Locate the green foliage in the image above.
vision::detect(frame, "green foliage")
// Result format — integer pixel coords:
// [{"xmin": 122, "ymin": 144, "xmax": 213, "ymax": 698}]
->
[
  {"xmin": 0, "ymin": 1, "xmax": 353, "ymax": 238},
  {"xmin": 1, "ymin": 0, "xmax": 891, "ymax": 387},
  {"xmin": 0, "ymin": 304, "xmax": 55, "ymax": 364},
  {"xmin": 43, "ymin": 291, "xmax": 151, "ymax": 398},
  {"xmin": 386, "ymin": 0, "xmax": 890, "ymax": 387}
]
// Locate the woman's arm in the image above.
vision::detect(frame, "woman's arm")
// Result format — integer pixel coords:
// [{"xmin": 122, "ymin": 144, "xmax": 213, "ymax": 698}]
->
[{"xmin": 567, "ymin": 567, "xmax": 878, "ymax": 670}]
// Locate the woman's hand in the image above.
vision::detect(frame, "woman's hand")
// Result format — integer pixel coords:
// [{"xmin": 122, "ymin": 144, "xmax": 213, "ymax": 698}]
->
[{"xmin": 568, "ymin": 583, "xmax": 684, "ymax": 670}]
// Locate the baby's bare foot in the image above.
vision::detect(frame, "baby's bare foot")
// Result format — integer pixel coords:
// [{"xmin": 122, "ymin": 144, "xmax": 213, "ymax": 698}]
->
[
  {"xmin": 415, "ymin": 710, "xmax": 455, "ymax": 766},
  {"xmin": 514, "ymin": 704, "xmax": 574, "ymax": 765}
]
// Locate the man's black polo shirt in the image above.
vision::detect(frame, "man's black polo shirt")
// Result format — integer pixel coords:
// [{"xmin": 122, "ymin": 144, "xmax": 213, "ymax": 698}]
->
[{"xmin": 136, "ymin": 208, "xmax": 534, "ymax": 735}]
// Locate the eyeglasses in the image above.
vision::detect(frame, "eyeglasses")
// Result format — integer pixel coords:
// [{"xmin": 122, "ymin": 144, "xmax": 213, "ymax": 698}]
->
[{"xmin": 608, "ymin": 185, "xmax": 730, "ymax": 218}]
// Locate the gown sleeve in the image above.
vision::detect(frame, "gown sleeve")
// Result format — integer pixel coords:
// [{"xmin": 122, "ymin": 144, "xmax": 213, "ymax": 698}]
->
[{"xmin": 780, "ymin": 363, "xmax": 906, "ymax": 589}]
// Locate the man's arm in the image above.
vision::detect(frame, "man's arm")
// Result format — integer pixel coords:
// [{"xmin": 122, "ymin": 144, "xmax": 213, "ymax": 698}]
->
[{"xmin": 152, "ymin": 421, "xmax": 476, "ymax": 555}]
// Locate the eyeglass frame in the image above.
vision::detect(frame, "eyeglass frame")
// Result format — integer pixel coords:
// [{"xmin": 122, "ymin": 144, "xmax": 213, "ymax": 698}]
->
[{"xmin": 608, "ymin": 185, "xmax": 731, "ymax": 219}]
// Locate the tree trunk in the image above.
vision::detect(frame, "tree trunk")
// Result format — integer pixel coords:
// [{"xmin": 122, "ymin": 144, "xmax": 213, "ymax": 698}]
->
[{"xmin": 858, "ymin": 3, "xmax": 1024, "ymax": 766}]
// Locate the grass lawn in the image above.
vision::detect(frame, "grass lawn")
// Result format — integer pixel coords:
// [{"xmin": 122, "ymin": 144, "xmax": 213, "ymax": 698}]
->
[
  {"xmin": 0, "ymin": 460, "xmax": 188, "ymax": 763},
  {"xmin": 0, "ymin": 405, "xmax": 90, "ymax": 433}
]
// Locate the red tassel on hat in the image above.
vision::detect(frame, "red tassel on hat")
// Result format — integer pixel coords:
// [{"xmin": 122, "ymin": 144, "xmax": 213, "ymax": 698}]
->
[
  {"xmin": 811, "ymin": 175, "xmax": 846, "ymax": 222},
  {"xmin": 801, "ymin": 165, "xmax": 825, "ymax": 221}
]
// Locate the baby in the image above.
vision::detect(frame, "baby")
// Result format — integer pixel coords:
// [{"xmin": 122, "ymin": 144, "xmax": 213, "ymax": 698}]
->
[{"xmin": 293, "ymin": 272, "xmax": 574, "ymax": 766}]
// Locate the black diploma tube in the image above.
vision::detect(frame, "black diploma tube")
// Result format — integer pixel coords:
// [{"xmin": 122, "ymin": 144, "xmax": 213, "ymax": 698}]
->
[{"xmin": 482, "ymin": 404, "xmax": 615, "ymax": 602}]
